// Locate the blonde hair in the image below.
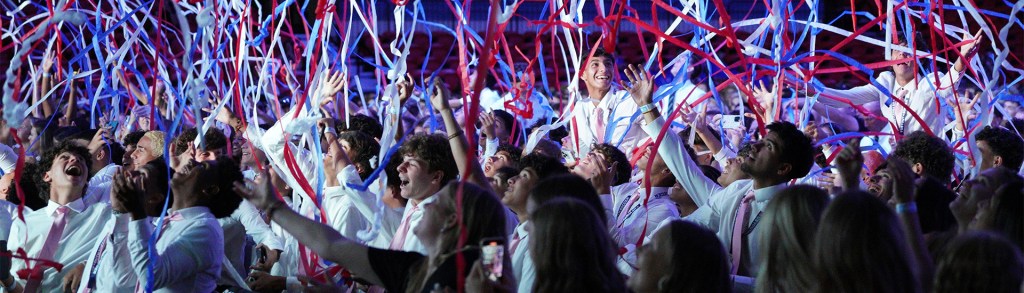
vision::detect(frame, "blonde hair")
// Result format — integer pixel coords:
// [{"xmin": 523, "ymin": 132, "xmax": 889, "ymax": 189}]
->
[
  {"xmin": 143, "ymin": 131, "xmax": 166, "ymax": 157},
  {"xmin": 756, "ymin": 185, "xmax": 829, "ymax": 293}
]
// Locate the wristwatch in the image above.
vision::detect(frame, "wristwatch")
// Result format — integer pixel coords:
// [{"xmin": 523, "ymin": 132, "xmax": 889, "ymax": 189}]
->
[{"xmin": 639, "ymin": 103, "xmax": 657, "ymax": 114}]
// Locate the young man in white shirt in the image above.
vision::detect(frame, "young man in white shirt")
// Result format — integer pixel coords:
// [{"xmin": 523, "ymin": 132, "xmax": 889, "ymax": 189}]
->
[
  {"xmin": 502, "ymin": 153, "xmax": 569, "ymax": 293},
  {"xmin": 79, "ymin": 160, "xmax": 170, "ymax": 292},
  {"xmin": 5, "ymin": 142, "xmax": 113, "ymax": 292},
  {"xmin": 624, "ymin": 64, "xmax": 815, "ymax": 277},
  {"xmin": 120, "ymin": 157, "xmax": 243, "ymax": 292},
  {"xmin": 565, "ymin": 48, "xmax": 646, "ymax": 160},
  {"xmin": 814, "ymin": 32, "xmax": 982, "ymax": 136},
  {"xmin": 608, "ymin": 141, "xmax": 681, "ymax": 274}
]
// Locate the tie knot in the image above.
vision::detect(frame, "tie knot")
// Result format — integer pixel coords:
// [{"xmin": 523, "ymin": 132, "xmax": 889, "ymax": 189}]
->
[
  {"xmin": 55, "ymin": 206, "xmax": 70, "ymax": 216},
  {"xmin": 742, "ymin": 190, "xmax": 756, "ymax": 203},
  {"xmin": 165, "ymin": 212, "xmax": 184, "ymax": 222}
]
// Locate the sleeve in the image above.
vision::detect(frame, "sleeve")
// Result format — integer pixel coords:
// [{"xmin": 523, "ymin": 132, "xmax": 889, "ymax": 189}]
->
[
  {"xmin": 366, "ymin": 247, "xmax": 425, "ymax": 292},
  {"xmin": 335, "ymin": 165, "xmax": 383, "ymax": 225},
  {"xmin": 818, "ymin": 81, "xmax": 882, "ymax": 107},
  {"xmin": 712, "ymin": 147, "xmax": 737, "ymax": 168},
  {"xmin": 482, "ymin": 137, "xmax": 499, "ymax": 161},
  {"xmin": 932, "ymin": 67, "xmax": 963, "ymax": 97},
  {"xmin": 128, "ymin": 219, "xmax": 223, "ymax": 289},
  {"xmin": 261, "ymin": 108, "xmax": 321, "ymax": 194},
  {"xmin": 95, "ymin": 214, "xmax": 138, "ymax": 291},
  {"xmin": 641, "ymin": 117, "xmax": 723, "ymax": 206},
  {"xmin": 233, "ymin": 200, "xmax": 284, "ymax": 251},
  {"xmin": 0, "ymin": 143, "xmax": 17, "ymax": 174},
  {"xmin": 7, "ymin": 219, "xmax": 26, "ymax": 287}
]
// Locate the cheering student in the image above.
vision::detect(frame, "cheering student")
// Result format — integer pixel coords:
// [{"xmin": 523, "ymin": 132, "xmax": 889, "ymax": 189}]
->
[
  {"xmin": 565, "ymin": 48, "xmax": 647, "ymax": 161},
  {"xmin": 625, "ymin": 63, "xmax": 815, "ymax": 278}
]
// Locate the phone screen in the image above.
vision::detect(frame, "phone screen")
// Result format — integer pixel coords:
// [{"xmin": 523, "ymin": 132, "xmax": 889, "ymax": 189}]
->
[
  {"xmin": 721, "ymin": 115, "xmax": 742, "ymax": 129},
  {"xmin": 481, "ymin": 241, "xmax": 504, "ymax": 281}
]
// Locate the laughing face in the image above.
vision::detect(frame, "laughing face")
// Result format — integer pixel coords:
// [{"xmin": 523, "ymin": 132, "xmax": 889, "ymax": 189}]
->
[
  {"xmin": 396, "ymin": 155, "xmax": 442, "ymax": 201},
  {"xmin": 890, "ymin": 43, "xmax": 914, "ymax": 79},
  {"xmin": 44, "ymin": 151, "xmax": 89, "ymax": 192},
  {"xmin": 582, "ymin": 55, "xmax": 614, "ymax": 93},
  {"xmin": 483, "ymin": 151, "xmax": 514, "ymax": 177}
]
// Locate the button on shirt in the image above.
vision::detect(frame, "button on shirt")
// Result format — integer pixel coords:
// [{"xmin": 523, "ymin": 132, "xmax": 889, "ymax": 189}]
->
[
  {"xmin": 568, "ymin": 90, "xmax": 645, "ymax": 157},
  {"xmin": 8, "ymin": 199, "xmax": 112, "ymax": 290},
  {"xmin": 129, "ymin": 206, "xmax": 223, "ymax": 292}
]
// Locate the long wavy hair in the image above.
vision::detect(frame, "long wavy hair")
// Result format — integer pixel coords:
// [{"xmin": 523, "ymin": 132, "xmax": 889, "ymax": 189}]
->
[
  {"xmin": 933, "ymin": 231, "xmax": 1023, "ymax": 293},
  {"xmin": 813, "ymin": 191, "xmax": 919, "ymax": 293},
  {"xmin": 530, "ymin": 197, "xmax": 626, "ymax": 293},
  {"xmin": 661, "ymin": 220, "xmax": 731, "ymax": 293},
  {"xmin": 755, "ymin": 185, "xmax": 829, "ymax": 293},
  {"xmin": 406, "ymin": 181, "xmax": 508, "ymax": 293}
]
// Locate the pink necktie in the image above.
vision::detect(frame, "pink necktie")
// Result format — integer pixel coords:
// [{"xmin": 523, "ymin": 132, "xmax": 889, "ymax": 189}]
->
[
  {"xmin": 25, "ymin": 206, "xmax": 70, "ymax": 292},
  {"xmin": 509, "ymin": 231, "xmax": 522, "ymax": 255},
  {"xmin": 595, "ymin": 108, "xmax": 606, "ymax": 144},
  {"xmin": 730, "ymin": 190, "xmax": 755, "ymax": 276},
  {"xmin": 389, "ymin": 205, "xmax": 419, "ymax": 250}
]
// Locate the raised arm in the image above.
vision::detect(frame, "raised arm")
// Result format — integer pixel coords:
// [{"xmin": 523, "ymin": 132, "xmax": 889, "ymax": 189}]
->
[
  {"xmin": 625, "ymin": 64, "xmax": 724, "ymax": 205},
  {"xmin": 233, "ymin": 170, "xmax": 382, "ymax": 285},
  {"xmin": 430, "ymin": 80, "xmax": 492, "ymax": 193}
]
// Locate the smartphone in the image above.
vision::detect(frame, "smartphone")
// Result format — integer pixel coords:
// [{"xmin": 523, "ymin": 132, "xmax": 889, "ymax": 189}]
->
[
  {"xmin": 721, "ymin": 115, "xmax": 743, "ymax": 129},
  {"xmin": 480, "ymin": 238, "xmax": 505, "ymax": 281}
]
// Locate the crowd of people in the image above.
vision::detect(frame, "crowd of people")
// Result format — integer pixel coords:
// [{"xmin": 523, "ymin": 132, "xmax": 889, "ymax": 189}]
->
[{"xmin": 0, "ymin": 25, "xmax": 1022, "ymax": 293}]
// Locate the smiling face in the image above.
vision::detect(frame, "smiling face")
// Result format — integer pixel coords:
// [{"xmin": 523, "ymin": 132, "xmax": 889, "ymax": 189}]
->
[
  {"xmin": 132, "ymin": 137, "xmax": 160, "ymax": 170},
  {"xmin": 718, "ymin": 157, "xmax": 749, "ymax": 187},
  {"xmin": 890, "ymin": 41, "xmax": 915, "ymax": 80},
  {"xmin": 44, "ymin": 151, "xmax": 89, "ymax": 196},
  {"xmin": 581, "ymin": 55, "xmax": 614, "ymax": 94},
  {"xmin": 571, "ymin": 152, "xmax": 606, "ymax": 181},
  {"xmin": 396, "ymin": 155, "xmax": 442, "ymax": 201}
]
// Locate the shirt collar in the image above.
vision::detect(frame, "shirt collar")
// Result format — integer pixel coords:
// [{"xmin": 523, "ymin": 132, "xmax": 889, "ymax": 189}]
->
[
  {"xmin": 44, "ymin": 197, "xmax": 87, "ymax": 215},
  {"xmin": 752, "ymin": 183, "xmax": 787, "ymax": 203},
  {"xmin": 171, "ymin": 206, "xmax": 213, "ymax": 220},
  {"xmin": 514, "ymin": 220, "xmax": 529, "ymax": 237}
]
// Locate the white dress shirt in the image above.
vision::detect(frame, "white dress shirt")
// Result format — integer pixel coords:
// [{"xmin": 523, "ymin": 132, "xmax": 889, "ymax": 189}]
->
[
  {"xmin": 129, "ymin": 206, "xmax": 223, "ymax": 292},
  {"xmin": 609, "ymin": 184, "xmax": 679, "ymax": 273},
  {"xmin": 7, "ymin": 198, "xmax": 112, "ymax": 289},
  {"xmin": 395, "ymin": 194, "xmax": 438, "ymax": 254},
  {"xmin": 567, "ymin": 90, "xmax": 645, "ymax": 158},
  {"xmin": 77, "ymin": 213, "xmax": 135, "ymax": 292},
  {"xmin": 219, "ymin": 199, "xmax": 284, "ymax": 282},
  {"xmin": 509, "ymin": 222, "xmax": 535, "ymax": 293},
  {"xmin": 642, "ymin": 116, "xmax": 786, "ymax": 276},
  {"xmin": 819, "ymin": 69, "xmax": 962, "ymax": 135},
  {"xmin": 333, "ymin": 165, "xmax": 402, "ymax": 248},
  {"xmin": 322, "ymin": 167, "xmax": 369, "ymax": 239},
  {"xmin": 84, "ymin": 163, "xmax": 120, "ymax": 206}
]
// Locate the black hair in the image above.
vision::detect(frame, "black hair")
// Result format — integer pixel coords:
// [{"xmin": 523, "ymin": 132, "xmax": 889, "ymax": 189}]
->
[
  {"xmin": 975, "ymin": 126, "xmax": 1024, "ymax": 170},
  {"xmin": 518, "ymin": 153, "xmax": 569, "ymax": 180},
  {"xmin": 338, "ymin": 131, "xmax": 382, "ymax": 180},
  {"xmin": 197, "ymin": 157, "xmax": 244, "ymax": 218},
  {"xmin": 495, "ymin": 143, "xmax": 523, "ymax": 169},
  {"xmin": 339, "ymin": 114, "xmax": 384, "ymax": 140},
  {"xmin": 123, "ymin": 130, "xmax": 148, "ymax": 146},
  {"xmin": 530, "ymin": 173, "xmax": 606, "ymax": 226},
  {"xmin": 891, "ymin": 131, "xmax": 955, "ymax": 180},
  {"xmin": 914, "ymin": 176, "xmax": 958, "ymax": 234},
  {"xmin": 35, "ymin": 141, "xmax": 92, "ymax": 200},
  {"xmin": 766, "ymin": 121, "xmax": 816, "ymax": 180},
  {"xmin": 491, "ymin": 110, "xmax": 521, "ymax": 143},
  {"xmin": 4, "ymin": 163, "xmax": 46, "ymax": 210},
  {"xmin": 590, "ymin": 144, "xmax": 631, "ymax": 186},
  {"xmin": 173, "ymin": 128, "xmax": 198, "ymax": 157}
]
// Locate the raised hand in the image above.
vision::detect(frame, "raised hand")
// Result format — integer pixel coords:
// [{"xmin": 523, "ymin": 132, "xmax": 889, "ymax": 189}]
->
[
  {"xmin": 834, "ymin": 138, "xmax": 864, "ymax": 191},
  {"xmin": 946, "ymin": 92, "xmax": 981, "ymax": 131},
  {"xmin": 319, "ymin": 70, "xmax": 347, "ymax": 105},
  {"xmin": 110, "ymin": 170, "xmax": 146, "ymax": 220},
  {"xmin": 480, "ymin": 112, "xmax": 497, "ymax": 139},
  {"xmin": 624, "ymin": 64, "xmax": 654, "ymax": 106},
  {"xmin": 750, "ymin": 80, "xmax": 776, "ymax": 121},
  {"xmin": 886, "ymin": 157, "xmax": 917, "ymax": 204},
  {"xmin": 430, "ymin": 78, "xmax": 452, "ymax": 111},
  {"xmin": 954, "ymin": 30, "xmax": 984, "ymax": 72},
  {"xmin": 232, "ymin": 168, "xmax": 284, "ymax": 211},
  {"xmin": 587, "ymin": 154, "xmax": 617, "ymax": 195},
  {"xmin": 396, "ymin": 73, "xmax": 414, "ymax": 104}
]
